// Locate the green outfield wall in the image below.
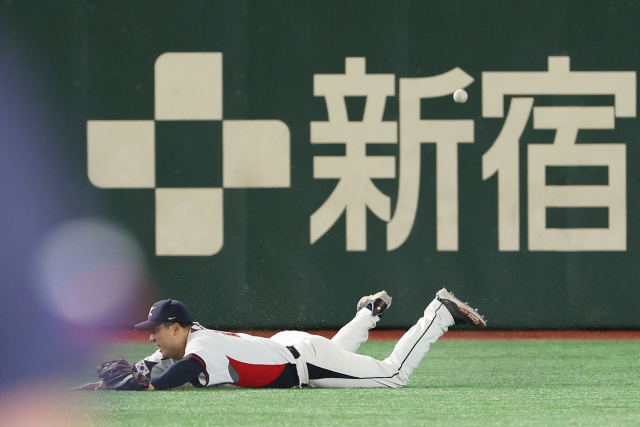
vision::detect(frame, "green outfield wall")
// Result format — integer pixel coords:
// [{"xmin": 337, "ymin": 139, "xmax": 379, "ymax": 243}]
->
[{"xmin": 3, "ymin": 1, "xmax": 640, "ymax": 329}]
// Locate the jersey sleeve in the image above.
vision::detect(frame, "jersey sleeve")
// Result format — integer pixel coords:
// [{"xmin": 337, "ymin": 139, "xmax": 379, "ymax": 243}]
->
[
  {"xmin": 149, "ymin": 357, "xmax": 205, "ymax": 390},
  {"xmin": 134, "ymin": 350, "xmax": 164, "ymax": 378},
  {"xmin": 184, "ymin": 334, "xmax": 233, "ymax": 387}
]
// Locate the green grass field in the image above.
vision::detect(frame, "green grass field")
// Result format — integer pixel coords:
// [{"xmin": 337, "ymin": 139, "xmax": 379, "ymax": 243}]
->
[{"xmin": 69, "ymin": 339, "xmax": 640, "ymax": 426}]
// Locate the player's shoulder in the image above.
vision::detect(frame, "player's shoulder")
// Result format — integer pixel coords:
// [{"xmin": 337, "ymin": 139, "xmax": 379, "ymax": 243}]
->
[
  {"xmin": 187, "ymin": 324, "xmax": 248, "ymax": 345},
  {"xmin": 190, "ymin": 322, "xmax": 207, "ymax": 333},
  {"xmin": 186, "ymin": 323, "xmax": 225, "ymax": 342},
  {"xmin": 184, "ymin": 325, "xmax": 241, "ymax": 359},
  {"xmin": 187, "ymin": 322, "xmax": 212, "ymax": 341}
]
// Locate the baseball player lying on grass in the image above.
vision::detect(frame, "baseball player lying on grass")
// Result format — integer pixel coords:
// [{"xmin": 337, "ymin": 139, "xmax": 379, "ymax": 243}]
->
[{"xmin": 74, "ymin": 288, "xmax": 486, "ymax": 391}]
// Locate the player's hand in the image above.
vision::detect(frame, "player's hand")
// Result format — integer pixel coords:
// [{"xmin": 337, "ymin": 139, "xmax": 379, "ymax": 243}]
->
[{"xmin": 70, "ymin": 380, "xmax": 107, "ymax": 390}]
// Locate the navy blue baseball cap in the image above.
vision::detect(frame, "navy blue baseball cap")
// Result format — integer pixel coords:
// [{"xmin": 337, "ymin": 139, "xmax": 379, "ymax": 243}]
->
[{"xmin": 134, "ymin": 299, "xmax": 192, "ymax": 330}]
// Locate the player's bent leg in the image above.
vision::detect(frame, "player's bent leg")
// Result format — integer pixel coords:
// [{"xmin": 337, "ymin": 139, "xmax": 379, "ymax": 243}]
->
[
  {"xmin": 283, "ymin": 299, "xmax": 451, "ymax": 388},
  {"xmin": 330, "ymin": 308, "xmax": 380, "ymax": 353},
  {"xmin": 383, "ymin": 298, "xmax": 454, "ymax": 386},
  {"xmin": 302, "ymin": 289, "xmax": 486, "ymax": 388},
  {"xmin": 305, "ymin": 299, "xmax": 454, "ymax": 388},
  {"xmin": 386, "ymin": 288, "xmax": 487, "ymax": 385},
  {"xmin": 302, "ymin": 334, "xmax": 406, "ymax": 388}
]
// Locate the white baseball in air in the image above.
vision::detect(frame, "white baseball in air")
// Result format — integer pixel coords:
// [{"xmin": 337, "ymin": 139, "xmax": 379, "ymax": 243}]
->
[{"xmin": 453, "ymin": 89, "xmax": 468, "ymax": 103}]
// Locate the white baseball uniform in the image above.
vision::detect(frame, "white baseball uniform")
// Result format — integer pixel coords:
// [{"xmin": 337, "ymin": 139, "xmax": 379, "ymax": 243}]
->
[{"xmin": 135, "ymin": 298, "xmax": 455, "ymax": 388}]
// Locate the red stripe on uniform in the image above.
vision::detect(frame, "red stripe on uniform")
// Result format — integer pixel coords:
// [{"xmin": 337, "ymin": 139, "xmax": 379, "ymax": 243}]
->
[{"xmin": 226, "ymin": 357, "xmax": 287, "ymax": 388}]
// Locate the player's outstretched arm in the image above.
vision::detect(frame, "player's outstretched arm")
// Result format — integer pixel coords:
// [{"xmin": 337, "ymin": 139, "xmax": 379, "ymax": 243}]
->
[
  {"xmin": 147, "ymin": 356, "xmax": 204, "ymax": 391},
  {"xmin": 72, "ymin": 358, "xmax": 151, "ymax": 391}
]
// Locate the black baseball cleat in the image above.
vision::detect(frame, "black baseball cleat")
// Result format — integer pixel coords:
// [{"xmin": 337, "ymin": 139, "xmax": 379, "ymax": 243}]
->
[
  {"xmin": 436, "ymin": 288, "xmax": 487, "ymax": 328},
  {"xmin": 357, "ymin": 291, "xmax": 392, "ymax": 317}
]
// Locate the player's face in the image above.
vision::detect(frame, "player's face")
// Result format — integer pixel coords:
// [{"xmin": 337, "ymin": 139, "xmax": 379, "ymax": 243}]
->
[{"xmin": 149, "ymin": 324, "xmax": 178, "ymax": 358}]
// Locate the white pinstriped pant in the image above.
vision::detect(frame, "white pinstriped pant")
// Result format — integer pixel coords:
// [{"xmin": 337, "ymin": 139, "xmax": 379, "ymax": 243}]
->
[{"xmin": 270, "ymin": 298, "xmax": 455, "ymax": 388}]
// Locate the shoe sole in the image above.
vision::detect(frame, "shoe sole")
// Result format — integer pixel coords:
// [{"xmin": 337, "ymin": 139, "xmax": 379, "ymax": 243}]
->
[
  {"xmin": 357, "ymin": 290, "xmax": 392, "ymax": 315},
  {"xmin": 436, "ymin": 288, "xmax": 487, "ymax": 328}
]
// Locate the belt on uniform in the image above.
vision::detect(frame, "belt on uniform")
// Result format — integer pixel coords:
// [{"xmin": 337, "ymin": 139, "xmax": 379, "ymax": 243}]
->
[
  {"xmin": 286, "ymin": 345, "xmax": 308, "ymax": 387},
  {"xmin": 287, "ymin": 346, "xmax": 300, "ymax": 359}
]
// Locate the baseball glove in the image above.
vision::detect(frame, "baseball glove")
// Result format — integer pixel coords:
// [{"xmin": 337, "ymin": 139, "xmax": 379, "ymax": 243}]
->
[{"xmin": 96, "ymin": 357, "xmax": 150, "ymax": 391}]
